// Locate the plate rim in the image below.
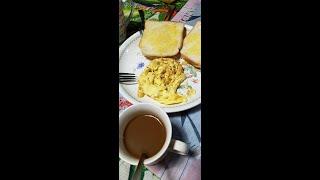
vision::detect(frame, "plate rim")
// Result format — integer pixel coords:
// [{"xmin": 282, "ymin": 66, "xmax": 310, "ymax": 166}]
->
[{"xmin": 119, "ymin": 24, "xmax": 201, "ymax": 113}]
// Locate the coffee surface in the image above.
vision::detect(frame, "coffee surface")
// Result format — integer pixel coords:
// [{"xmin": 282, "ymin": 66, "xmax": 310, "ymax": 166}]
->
[{"xmin": 124, "ymin": 115, "xmax": 166, "ymax": 158}]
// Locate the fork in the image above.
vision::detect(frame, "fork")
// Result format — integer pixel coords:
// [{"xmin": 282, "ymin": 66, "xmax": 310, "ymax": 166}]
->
[{"xmin": 119, "ymin": 73, "xmax": 137, "ymax": 85}]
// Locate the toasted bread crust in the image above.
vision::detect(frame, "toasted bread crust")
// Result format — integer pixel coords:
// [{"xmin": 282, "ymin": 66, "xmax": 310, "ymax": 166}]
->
[
  {"xmin": 144, "ymin": 53, "xmax": 182, "ymax": 61},
  {"xmin": 181, "ymin": 54, "xmax": 201, "ymax": 69}
]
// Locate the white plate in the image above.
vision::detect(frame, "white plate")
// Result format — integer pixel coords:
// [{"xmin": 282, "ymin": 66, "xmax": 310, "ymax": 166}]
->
[{"xmin": 119, "ymin": 25, "xmax": 201, "ymax": 113}]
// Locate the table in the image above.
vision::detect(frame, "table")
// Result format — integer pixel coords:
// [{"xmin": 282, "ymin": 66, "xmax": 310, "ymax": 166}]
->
[{"xmin": 119, "ymin": 1, "xmax": 201, "ymax": 179}]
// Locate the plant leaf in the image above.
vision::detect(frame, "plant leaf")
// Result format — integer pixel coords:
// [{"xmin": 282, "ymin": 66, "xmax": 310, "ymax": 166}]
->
[{"xmin": 128, "ymin": 165, "xmax": 136, "ymax": 180}]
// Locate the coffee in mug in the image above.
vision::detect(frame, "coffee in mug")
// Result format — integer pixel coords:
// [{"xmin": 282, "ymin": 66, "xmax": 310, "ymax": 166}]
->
[
  {"xmin": 119, "ymin": 103, "xmax": 189, "ymax": 165},
  {"xmin": 123, "ymin": 114, "xmax": 166, "ymax": 159}
]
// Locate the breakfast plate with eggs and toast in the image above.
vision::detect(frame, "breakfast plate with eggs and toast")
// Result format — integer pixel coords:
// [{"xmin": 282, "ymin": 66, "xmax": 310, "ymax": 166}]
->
[{"xmin": 119, "ymin": 20, "xmax": 201, "ymax": 113}]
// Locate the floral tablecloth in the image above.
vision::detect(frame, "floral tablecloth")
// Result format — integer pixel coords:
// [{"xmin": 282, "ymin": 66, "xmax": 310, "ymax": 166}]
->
[{"xmin": 120, "ymin": 0, "xmax": 201, "ymax": 179}]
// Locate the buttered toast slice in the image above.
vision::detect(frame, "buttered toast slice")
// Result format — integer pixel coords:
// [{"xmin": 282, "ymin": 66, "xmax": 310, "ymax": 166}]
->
[
  {"xmin": 139, "ymin": 20, "xmax": 185, "ymax": 58},
  {"xmin": 181, "ymin": 21, "xmax": 201, "ymax": 68}
]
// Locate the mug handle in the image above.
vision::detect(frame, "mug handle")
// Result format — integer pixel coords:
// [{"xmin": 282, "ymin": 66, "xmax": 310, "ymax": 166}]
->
[{"xmin": 168, "ymin": 139, "xmax": 189, "ymax": 155}]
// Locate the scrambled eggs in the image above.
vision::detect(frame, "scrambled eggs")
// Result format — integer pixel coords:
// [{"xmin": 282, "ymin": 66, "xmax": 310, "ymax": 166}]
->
[{"xmin": 138, "ymin": 58, "xmax": 187, "ymax": 105}]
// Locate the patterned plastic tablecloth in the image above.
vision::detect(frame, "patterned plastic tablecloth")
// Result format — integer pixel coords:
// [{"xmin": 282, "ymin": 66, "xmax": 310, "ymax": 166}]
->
[{"xmin": 120, "ymin": 0, "xmax": 201, "ymax": 179}]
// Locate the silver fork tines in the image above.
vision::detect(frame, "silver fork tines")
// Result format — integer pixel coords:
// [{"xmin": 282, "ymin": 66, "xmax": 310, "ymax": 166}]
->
[{"xmin": 119, "ymin": 73, "xmax": 137, "ymax": 85}]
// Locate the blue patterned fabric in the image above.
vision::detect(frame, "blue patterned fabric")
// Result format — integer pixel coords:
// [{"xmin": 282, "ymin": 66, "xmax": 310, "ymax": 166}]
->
[{"xmin": 169, "ymin": 105, "xmax": 201, "ymax": 153}]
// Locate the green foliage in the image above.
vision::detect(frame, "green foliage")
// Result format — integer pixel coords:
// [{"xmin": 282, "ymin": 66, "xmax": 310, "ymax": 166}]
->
[
  {"xmin": 128, "ymin": 165, "xmax": 136, "ymax": 180},
  {"xmin": 173, "ymin": 0, "xmax": 188, "ymax": 10},
  {"xmin": 133, "ymin": 0, "xmax": 164, "ymax": 6}
]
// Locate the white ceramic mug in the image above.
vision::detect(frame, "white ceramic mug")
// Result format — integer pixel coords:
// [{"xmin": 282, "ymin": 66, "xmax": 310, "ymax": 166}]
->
[{"xmin": 119, "ymin": 103, "xmax": 189, "ymax": 165}]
